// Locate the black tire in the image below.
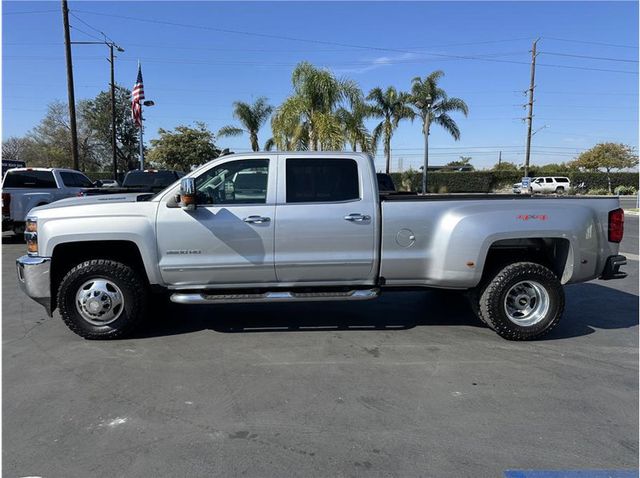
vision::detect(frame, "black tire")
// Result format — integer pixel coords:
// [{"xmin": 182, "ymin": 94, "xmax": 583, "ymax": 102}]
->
[
  {"xmin": 479, "ymin": 262, "xmax": 564, "ymax": 341},
  {"xmin": 466, "ymin": 288, "xmax": 488, "ymax": 325},
  {"xmin": 555, "ymin": 186, "xmax": 565, "ymax": 194},
  {"xmin": 57, "ymin": 259, "xmax": 147, "ymax": 339}
]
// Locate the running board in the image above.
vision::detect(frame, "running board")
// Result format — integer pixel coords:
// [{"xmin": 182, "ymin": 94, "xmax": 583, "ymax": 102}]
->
[{"xmin": 170, "ymin": 288, "xmax": 380, "ymax": 305}]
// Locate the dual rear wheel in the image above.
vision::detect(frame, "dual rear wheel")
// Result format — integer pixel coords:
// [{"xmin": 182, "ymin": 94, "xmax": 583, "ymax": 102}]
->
[{"xmin": 468, "ymin": 262, "xmax": 565, "ymax": 340}]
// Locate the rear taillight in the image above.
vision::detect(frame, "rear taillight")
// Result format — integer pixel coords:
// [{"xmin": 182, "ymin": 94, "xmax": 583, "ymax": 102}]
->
[
  {"xmin": 608, "ymin": 208, "xmax": 624, "ymax": 243},
  {"xmin": 2, "ymin": 193, "xmax": 10, "ymax": 216}
]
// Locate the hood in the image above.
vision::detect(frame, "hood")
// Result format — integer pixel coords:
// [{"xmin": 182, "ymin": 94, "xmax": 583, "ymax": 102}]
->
[{"xmin": 32, "ymin": 192, "xmax": 152, "ymax": 212}]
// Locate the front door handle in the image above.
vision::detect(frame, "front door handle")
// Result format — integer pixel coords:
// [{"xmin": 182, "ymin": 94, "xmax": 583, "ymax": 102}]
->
[
  {"xmin": 243, "ymin": 215, "xmax": 271, "ymax": 224},
  {"xmin": 344, "ymin": 213, "xmax": 371, "ymax": 222}
]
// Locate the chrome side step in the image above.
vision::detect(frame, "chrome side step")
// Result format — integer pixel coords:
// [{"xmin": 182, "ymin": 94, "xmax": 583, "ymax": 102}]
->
[{"xmin": 170, "ymin": 288, "xmax": 380, "ymax": 305}]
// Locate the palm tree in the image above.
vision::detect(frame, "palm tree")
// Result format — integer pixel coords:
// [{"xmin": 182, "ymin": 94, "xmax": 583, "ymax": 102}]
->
[
  {"xmin": 271, "ymin": 61, "xmax": 361, "ymax": 151},
  {"xmin": 367, "ymin": 86, "xmax": 414, "ymax": 174},
  {"xmin": 336, "ymin": 99, "xmax": 373, "ymax": 153},
  {"xmin": 410, "ymin": 71, "xmax": 468, "ymax": 192},
  {"xmin": 218, "ymin": 97, "xmax": 273, "ymax": 152}
]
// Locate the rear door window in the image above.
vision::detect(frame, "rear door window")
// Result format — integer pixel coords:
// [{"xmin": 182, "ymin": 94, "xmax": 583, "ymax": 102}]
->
[
  {"xmin": 60, "ymin": 172, "xmax": 94, "ymax": 188},
  {"xmin": 286, "ymin": 158, "xmax": 359, "ymax": 203},
  {"xmin": 2, "ymin": 170, "xmax": 57, "ymax": 189}
]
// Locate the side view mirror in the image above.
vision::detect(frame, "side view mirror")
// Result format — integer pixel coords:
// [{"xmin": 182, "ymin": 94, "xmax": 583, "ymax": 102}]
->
[{"xmin": 179, "ymin": 177, "xmax": 197, "ymax": 211}]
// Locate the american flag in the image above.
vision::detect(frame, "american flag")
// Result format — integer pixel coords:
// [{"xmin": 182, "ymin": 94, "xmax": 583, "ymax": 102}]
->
[{"xmin": 132, "ymin": 63, "xmax": 145, "ymax": 128}]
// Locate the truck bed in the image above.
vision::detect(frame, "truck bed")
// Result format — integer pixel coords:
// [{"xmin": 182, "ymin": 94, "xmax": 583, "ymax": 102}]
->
[{"xmin": 380, "ymin": 192, "xmax": 616, "ymax": 201}]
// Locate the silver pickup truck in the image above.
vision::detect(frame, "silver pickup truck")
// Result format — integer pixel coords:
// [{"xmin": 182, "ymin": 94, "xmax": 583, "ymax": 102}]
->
[
  {"xmin": 2, "ymin": 167, "xmax": 94, "ymax": 235},
  {"xmin": 16, "ymin": 152, "xmax": 627, "ymax": 341}
]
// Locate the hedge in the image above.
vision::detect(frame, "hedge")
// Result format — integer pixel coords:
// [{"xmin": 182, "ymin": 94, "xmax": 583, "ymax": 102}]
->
[{"xmin": 390, "ymin": 171, "xmax": 638, "ymax": 193}]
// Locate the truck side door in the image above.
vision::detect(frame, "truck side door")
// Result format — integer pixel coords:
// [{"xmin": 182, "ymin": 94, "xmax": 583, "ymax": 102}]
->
[
  {"xmin": 274, "ymin": 155, "xmax": 377, "ymax": 284},
  {"xmin": 156, "ymin": 157, "xmax": 277, "ymax": 287}
]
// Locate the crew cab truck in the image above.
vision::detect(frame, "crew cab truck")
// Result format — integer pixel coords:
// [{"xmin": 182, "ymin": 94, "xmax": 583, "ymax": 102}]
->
[
  {"xmin": 16, "ymin": 152, "xmax": 627, "ymax": 341},
  {"xmin": 2, "ymin": 168, "xmax": 93, "ymax": 235}
]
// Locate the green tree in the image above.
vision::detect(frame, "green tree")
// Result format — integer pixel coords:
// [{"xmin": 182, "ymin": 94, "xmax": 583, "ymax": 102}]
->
[
  {"xmin": 410, "ymin": 71, "xmax": 468, "ymax": 190},
  {"xmin": 336, "ymin": 99, "xmax": 373, "ymax": 153},
  {"xmin": 24, "ymin": 101, "xmax": 97, "ymax": 170},
  {"xmin": 2, "ymin": 136, "xmax": 33, "ymax": 162},
  {"xmin": 536, "ymin": 162, "xmax": 571, "ymax": 174},
  {"xmin": 217, "ymin": 97, "xmax": 273, "ymax": 152},
  {"xmin": 81, "ymin": 85, "xmax": 139, "ymax": 171},
  {"xmin": 570, "ymin": 143, "xmax": 639, "ymax": 192},
  {"xmin": 147, "ymin": 122, "xmax": 220, "ymax": 171},
  {"xmin": 367, "ymin": 86, "xmax": 414, "ymax": 174},
  {"xmin": 271, "ymin": 61, "xmax": 361, "ymax": 151},
  {"xmin": 492, "ymin": 161, "xmax": 519, "ymax": 171},
  {"xmin": 445, "ymin": 156, "xmax": 474, "ymax": 171}
]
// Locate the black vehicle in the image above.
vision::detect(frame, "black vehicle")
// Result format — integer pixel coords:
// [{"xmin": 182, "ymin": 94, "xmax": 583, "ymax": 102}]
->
[{"xmin": 83, "ymin": 169, "xmax": 185, "ymax": 196}]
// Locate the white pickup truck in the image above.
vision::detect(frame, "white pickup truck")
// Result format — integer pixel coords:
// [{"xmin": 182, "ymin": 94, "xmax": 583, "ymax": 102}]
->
[
  {"xmin": 16, "ymin": 152, "xmax": 627, "ymax": 341},
  {"xmin": 2, "ymin": 167, "xmax": 94, "ymax": 235}
]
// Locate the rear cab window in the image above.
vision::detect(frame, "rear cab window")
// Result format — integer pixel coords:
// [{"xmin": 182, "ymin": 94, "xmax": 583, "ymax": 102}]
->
[
  {"xmin": 2, "ymin": 170, "xmax": 57, "ymax": 189},
  {"xmin": 554, "ymin": 177, "xmax": 570, "ymax": 183},
  {"xmin": 60, "ymin": 171, "xmax": 94, "ymax": 188},
  {"xmin": 286, "ymin": 158, "xmax": 359, "ymax": 203}
]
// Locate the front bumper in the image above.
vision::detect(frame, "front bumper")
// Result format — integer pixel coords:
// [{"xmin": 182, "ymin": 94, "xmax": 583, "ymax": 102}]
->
[
  {"xmin": 600, "ymin": 254, "xmax": 627, "ymax": 280},
  {"xmin": 16, "ymin": 255, "xmax": 52, "ymax": 316}
]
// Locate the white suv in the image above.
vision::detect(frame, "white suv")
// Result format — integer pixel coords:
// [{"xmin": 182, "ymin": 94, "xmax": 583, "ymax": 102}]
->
[{"xmin": 529, "ymin": 176, "xmax": 571, "ymax": 194}]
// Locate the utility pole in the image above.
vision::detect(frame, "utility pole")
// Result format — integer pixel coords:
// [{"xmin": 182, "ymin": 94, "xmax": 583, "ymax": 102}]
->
[
  {"xmin": 61, "ymin": 0, "xmax": 79, "ymax": 170},
  {"xmin": 498, "ymin": 150, "xmax": 502, "ymax": 165},
  {"xmin": 108, "ymin": 44, "xmax": 118, "ymax": 181},
  {"xmin": 524, "ymin": 38, "xmax": 539, "ymax": 179}
]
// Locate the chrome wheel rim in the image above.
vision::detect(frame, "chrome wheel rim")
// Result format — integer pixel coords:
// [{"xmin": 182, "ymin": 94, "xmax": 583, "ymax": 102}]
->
[
  {"xmin": 75, "ymin": 278, "xmax": 124, "ymax": 325},
  {"xmin": 504, "ymin": 280, "xmax": 550, "ymax": 327}
]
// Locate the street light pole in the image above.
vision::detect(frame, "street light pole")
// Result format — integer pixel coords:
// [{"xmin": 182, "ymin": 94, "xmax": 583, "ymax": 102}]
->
[
  {"xmin": 140, "ymin": 100, "xmax": 155, "ymax": 170},
  {"xmin": 139, "ymin": 111, "xmax": 144, "ymax": 170}
]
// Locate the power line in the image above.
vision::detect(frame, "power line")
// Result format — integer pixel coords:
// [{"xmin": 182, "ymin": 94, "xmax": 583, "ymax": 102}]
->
[
  {"xmin": 69, "ymin": 12, "xmax": 116, "ymax": 44},
  {"xmin": 543, "ymin": 36, "xmax": 638, "ymax": 49},
  {"xmin": 540, "ymin": 51, "xmax": 639, "ymax": 64},
  {"xmin": 69, "ymin": 25, "xmax": 104, "ymax": 42},
  {"xmin": 4, "ymin": 9, "xmax": 59, "ymax": 15}
]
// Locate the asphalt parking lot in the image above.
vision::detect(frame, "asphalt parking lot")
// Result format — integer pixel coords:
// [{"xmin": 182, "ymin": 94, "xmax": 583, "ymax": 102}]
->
[{"xmin": 2, "ymin": 216, "xmax": 638, "ymax": 478}]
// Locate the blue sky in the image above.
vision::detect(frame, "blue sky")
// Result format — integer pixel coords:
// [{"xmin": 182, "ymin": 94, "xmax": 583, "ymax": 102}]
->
[{"xmin": 3, "ymin": 1, "xmax": 639, "ymax": 171}]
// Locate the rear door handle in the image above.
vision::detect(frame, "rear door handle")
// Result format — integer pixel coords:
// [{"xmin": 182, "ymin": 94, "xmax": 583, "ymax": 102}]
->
[
  {"xmin": 344, "ymin": 213, "xmax": 371, "ymax": 222},
  {"xmin": 243, "ymin": 215, "xmax": 271, "ymax": 224}
]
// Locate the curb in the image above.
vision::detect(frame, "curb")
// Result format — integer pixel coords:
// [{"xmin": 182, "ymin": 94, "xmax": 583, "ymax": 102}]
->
[{"xmin": 624, "ymin": 210, "xmax": 639, "ymax": 216}]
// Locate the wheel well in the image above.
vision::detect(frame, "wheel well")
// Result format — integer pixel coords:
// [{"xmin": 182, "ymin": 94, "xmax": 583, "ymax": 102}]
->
[
  {"xmin": 50, "ymin": 240, "xmax": 147, "ymax": 312},
  {"xmin": 481, "ymin": 238, "xmax": 572, "ymax": 284}
]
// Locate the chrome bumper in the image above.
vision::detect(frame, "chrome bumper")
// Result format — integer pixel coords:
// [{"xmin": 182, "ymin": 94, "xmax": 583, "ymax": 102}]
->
[{"xmin": 16, "ymin": 255, "xmax": 52, "ymax": 316}]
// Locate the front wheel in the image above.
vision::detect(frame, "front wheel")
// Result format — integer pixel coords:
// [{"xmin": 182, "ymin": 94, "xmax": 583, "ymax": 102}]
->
[
  {"xmin": 57, "ymin": 259, "xmax": 147, "ymax": 339},
  {"xmin": 478, "ymin": 262, "xmax": 564, "ymax": 340}
]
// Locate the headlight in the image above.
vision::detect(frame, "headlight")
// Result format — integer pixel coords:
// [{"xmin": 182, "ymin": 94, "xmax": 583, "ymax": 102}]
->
[{"xmin": 25, "ymin": 218, "xmax": 38, "ymax": 255}]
